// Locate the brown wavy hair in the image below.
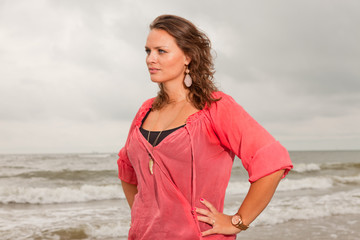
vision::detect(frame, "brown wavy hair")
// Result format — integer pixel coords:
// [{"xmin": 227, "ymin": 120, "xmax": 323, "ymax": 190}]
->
[{"xmin": 149, "ymin": 14, "xmax": 220, "ymax": 110}]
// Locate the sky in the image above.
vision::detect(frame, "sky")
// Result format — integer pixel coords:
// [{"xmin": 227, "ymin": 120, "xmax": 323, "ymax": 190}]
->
[{"xmin": 0, "ymin": 0, "xmax": 359, "ymax": 154}]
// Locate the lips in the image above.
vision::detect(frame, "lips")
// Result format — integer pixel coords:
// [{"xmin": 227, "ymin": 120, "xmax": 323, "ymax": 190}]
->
[{"xmin": 148, "ymin": 67, "xmax": 160, "ymax": 74}]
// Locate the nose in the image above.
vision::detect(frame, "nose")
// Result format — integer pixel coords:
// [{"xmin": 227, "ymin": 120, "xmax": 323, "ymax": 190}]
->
[{"xmin": 146, "ymin": 51, "xmax": 157, "ymax": 64}]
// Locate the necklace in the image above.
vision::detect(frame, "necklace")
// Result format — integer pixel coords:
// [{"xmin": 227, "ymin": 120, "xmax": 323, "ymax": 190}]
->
[
  {"xmin": 147, "ymin": 130, "xmax": 163, "ymax": 175},
  {"xmin": 145, "ymin": 99, "xmax": 189, "ymax": 175}
]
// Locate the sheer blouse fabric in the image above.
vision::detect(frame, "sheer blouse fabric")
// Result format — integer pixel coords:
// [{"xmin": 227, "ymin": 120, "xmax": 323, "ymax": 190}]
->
[{"xmin": 117, "ymin": 91, "xmax": 293, "ymax": 240}]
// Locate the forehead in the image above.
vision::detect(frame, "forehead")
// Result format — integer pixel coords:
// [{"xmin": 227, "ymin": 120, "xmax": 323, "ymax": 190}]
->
[{"xmin": 146, "ymin": 29, "xmax": 178, "ymax": 48}]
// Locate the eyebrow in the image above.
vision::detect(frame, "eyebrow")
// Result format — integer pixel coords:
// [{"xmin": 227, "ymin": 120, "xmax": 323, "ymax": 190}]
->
[{"xmin": 144, "ymin": 46, "xmax": 169, "ymax": 49}]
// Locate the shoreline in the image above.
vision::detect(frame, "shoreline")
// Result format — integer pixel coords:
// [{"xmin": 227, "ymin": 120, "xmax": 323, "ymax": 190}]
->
[
  {"xmin": 1, "ymin": 197, "xmax": 359, "ymax": 239},
  {"xmin": 239, "ymin": 214, "xmax": 360, "ymax": 240},
  {"xmin": 117, "ymin": 214, "xmax": 360, "ymax": 240}
]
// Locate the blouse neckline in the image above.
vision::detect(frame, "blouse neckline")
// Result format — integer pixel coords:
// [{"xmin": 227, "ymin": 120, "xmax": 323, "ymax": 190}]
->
[{"xmin": 134, "ymin": 97, "xmax": 206, "ymax": 128}]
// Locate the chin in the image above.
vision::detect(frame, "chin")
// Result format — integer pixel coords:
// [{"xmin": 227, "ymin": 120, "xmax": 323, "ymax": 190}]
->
[{"xmin": 150, "ymin": 77, "xmax": 164, "ymax": 84}]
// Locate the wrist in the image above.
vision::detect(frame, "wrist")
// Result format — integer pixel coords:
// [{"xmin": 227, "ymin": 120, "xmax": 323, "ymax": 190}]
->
[{"xmin": 231, "ymin": 214, "xmax": 249, "ymax": 231}]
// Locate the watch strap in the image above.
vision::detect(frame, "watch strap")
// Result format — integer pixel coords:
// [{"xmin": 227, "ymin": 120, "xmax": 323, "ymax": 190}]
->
[{"xmin": 232, "ymin": 214, "xmax": 249, "ymax": 231}]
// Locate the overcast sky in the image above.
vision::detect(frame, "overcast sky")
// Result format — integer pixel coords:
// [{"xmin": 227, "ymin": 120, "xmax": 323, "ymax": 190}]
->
[{"xmin": 0, "ymin": 0, "xmax": 359, "ymax": 154}]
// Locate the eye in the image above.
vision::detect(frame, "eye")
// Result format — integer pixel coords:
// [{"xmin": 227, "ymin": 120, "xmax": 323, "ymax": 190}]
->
[
  {"xmin": 158, "ymin": 49, "xmax": 166, "ymax": 54},
  {"xmin": 145, "ymin": 49, "xmax": 150, "ymax": 55}
]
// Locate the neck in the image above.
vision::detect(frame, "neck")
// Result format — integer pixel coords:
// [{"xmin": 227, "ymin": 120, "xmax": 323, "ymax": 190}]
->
[{"xmin": 162, "ymin": 80, "xmax": 189, "ymax": 103}]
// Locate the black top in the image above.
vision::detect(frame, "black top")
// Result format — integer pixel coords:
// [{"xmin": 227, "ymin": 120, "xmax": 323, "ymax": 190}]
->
[{"xmin": 140, "ymin": 109, "xmax": 186, "ymax": 146}]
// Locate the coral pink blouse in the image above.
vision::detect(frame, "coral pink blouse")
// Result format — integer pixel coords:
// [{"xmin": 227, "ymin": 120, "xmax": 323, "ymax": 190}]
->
[{"xmin": 118, "ymin": 91, "xmax": 293, "ymax": 240}]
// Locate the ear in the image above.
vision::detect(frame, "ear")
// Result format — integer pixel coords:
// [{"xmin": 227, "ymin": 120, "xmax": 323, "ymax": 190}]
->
[{"xmin": 184, "ymin": 55, "xmax": 191, "ymax": 65}]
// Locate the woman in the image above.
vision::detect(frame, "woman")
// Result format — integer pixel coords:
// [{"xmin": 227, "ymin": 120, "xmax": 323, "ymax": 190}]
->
[{"xmin": 118, "ymin": 14, "xmax": 293, "ymax": 239}]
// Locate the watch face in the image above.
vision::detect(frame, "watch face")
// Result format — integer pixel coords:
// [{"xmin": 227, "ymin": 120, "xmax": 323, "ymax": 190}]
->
[{"xmin": 232, "ymin": 215, "xmax": 241, "ymax": 225}]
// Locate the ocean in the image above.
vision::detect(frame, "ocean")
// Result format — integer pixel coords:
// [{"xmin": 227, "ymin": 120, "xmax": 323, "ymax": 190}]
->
[{"xmin": 0, "ymin": 150, "xmax": 359, "ymax": 240}]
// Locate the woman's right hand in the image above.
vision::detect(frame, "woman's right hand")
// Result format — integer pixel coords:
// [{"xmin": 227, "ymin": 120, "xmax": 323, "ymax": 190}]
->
[{"xmin": 196, "ymin": 198, "xmax": 241, "ymax": 237}]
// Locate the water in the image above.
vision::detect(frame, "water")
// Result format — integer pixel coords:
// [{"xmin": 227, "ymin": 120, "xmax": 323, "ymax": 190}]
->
[{"xmin": 0, "ymin": 151, "xmax": 359, "ymax": 239}]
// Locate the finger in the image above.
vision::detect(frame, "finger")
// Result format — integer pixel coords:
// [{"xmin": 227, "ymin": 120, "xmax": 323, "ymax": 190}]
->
[
  {"xmin": 201, "ymin": 228, "xmax": 215, "ymax": 237},
  {"xmin": 200, "ymin": 198, "xmax": 218, "ymax": 213},
  {"xmin": 197, "ymin": 215, "xmax": 214, "ymax": 225},
  {"xmin": 195, "ymin": 207, "xmax": 212, "ymax": 217}
]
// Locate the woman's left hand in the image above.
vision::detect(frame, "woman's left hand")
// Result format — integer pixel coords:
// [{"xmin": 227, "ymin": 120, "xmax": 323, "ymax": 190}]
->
[{"xmin": 195, "ymin": 198, "xmax": 241, "ymax": 237}]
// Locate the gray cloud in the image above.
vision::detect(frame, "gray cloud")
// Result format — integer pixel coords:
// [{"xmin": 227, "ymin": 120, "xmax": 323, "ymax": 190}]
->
[{"xmin": 0, "ymin": 0, "xmax": 359, "ymax": 153}]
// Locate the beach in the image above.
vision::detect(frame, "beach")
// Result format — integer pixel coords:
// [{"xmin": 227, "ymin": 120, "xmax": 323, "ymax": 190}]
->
[{"xmin": 0, "ymin": 150, "xmax": 359, "ymax": 239}]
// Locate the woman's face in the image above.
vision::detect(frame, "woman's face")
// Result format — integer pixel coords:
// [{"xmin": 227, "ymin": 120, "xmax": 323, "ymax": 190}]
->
[{"xmin": 145, "ymin": 29, "xmax": 190, "ymax": 84}]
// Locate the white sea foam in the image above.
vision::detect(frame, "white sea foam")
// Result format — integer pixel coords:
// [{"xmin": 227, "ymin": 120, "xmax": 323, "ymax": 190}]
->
[
  {"xmin": 224, "ymin": 188, "xmax": 360, "ymax": 226},
  {"xmin": 260, "ymin": 188, "xmax": 360, "ymax": 225},
  {"xmin": 0, "ymin": 184, "xmax": 125, "ymax": 204},
  {"xmin": 225, "ymin": 181, "xmax": 251, "ymax": 195},
  {"xmin": 277, "ymin": 177, "xmax": 333, "ymax": 191},
  {"xmin": 226, "ymin": 176, "xmax": 334, "ymax": 195},
  {"xmin": 0, "ymin": 153, "xmax": 117, "ymax": 178},
  {"xmin": 0, "ymin": 203, "xmax": 130, "ymax": 240},
  {"xmin": 1, "ymin": 151, "xmax": 359, "ymax": 239},
  {"xmin": 86, "ymin": 222, "xmax": 129, "ymax": 239},
  {"xmin": 333, "ymin": 174, "xmax": 360, "ymax": 184},
  {"xmin": 3, "ymin": 174, "xmax": 355, "ymax": 205},
  {"xmin": 292, "ymin": 163, "xmax": 321, "ymax": 173},
  {"xmin": 78, "ymin": 153, "xmax": 112, "ymax": 158},
  {"xmin": 2, "ymin": 188, "xmax": 359, "ymax": 239}
]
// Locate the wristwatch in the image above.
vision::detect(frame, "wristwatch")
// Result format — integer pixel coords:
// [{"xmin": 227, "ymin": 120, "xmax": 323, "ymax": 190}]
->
[{"xmin": 231, "ymin": 214, "xmax": 249, "ymax": 231}]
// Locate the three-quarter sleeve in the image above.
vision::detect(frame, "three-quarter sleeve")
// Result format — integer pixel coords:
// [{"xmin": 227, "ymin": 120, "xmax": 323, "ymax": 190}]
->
[
  {"xmin": 117, "ymin": 146, "xmax": 138, "ymax": 185},
  {"xmin": 117, "ymin": 109, "xmax": 142, "ymax": 185},
  {"xmin": 209, "ymin": 92, "xmax": 293, "ymax": 183}
]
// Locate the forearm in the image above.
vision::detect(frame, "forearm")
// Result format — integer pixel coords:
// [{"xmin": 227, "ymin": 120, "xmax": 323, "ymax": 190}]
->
[
  {"xmin": 121, "ymin": 180, "xmax": 138, "ymax": 209},
  {"xmin": 195, "ymin": 169, "xmax": 286, "ymax": 236},
  {"xmin": 237, "ymin": 169, "xmax": 285, "ymax": 226}
]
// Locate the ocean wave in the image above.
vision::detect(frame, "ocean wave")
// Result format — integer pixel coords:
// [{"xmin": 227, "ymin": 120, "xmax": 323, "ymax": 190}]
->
[
  {"xmin": 2, "ymin": 174, "xmax": 359, "ymax": 205},
  {"xmin": 0, "ymin": 169, "xmax": 118, "ymax": 180},
  {"xmin": 333, "ymin": 174, "xmax": 360, "ymax": 184},
  {"xmin": 234, "ymin": 161, "xmax": 360, "ymax": 174},
  {"xmin": 292, "ymin": 163, "xmax": 321, "ymax": 173},
  {"xmin": 224, "ymin": 188, "xmax": 360, "ymax": 226},
  {"xmin": 0, "ymin": 184, "xmax": 125, "ymax": 204},
  {"xmin": 3, "ymin": 177, "xmax": 334, "ymax": 204},
  {"xmin": 226, "ymin": 177, "xmax": 333, "ymax": 195},
  {"xmin": 78, "ymin": 153, "xmax": 113, "ymax": 158},
  {"xmin": 257, "ymin": 188, "xmax": 360, "ymax": 226},
  {"xmin": 14, "ymin": 169, "xmax": 117, "ymax": 181},
  {"xmin": 225, "ymin": 181, "xmax": 251, "ymax": 195},
  {"xmin": 278, "ymin": 177, "xmax": 333, "ymax": 191},
  {"xmin": 0, "ymin": 203, "xmax": 130, "ymax": 240},
  {"xmin": 323, "ymin": 162, "xmax": 360, "ymax": 170},
  {"xmin": 289, "ymin": 161, "xmax": 360, "ymax": 174}
]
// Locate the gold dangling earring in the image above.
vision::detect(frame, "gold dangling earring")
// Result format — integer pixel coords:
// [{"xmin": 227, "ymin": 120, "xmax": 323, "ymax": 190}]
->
[{"xmin": 184, "ymin": 65, "xmax": 192, "ymax": 87}]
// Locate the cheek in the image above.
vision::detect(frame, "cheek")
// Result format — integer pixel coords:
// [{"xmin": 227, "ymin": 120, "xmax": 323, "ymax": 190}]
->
[{"xmin": 165, "ymin": 55, "xmax": 185, "ymax": 71}]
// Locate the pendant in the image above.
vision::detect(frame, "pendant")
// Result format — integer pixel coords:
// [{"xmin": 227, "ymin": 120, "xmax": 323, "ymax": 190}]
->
[{"xmin": 148, "ymin": 155, "xmax": 154, "ymax": 175}]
